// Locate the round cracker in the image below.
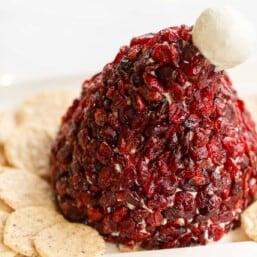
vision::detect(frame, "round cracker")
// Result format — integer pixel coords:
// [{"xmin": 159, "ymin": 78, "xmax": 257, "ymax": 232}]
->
[
  {"xmin": 0, "ymin": 167, "xmax": 22, "ymax": 212},
  {"xmin": 0, "ymin": 211, "xmax": 17, "ymax": 257},
  {"xmin": 0, "ymin": 112, "xmax": 16, "ymax": 144},
  {"xmin": 4, "ymin": 124, "xmax": 53, "ymax": 178},
  {"xmin": 0, "ymin": 169, "xmax": 54, "ymax": 210},
  {"xmin": 4, "ymin": 206, "xmax": 64, "ymax": 257},
  {"xmin": 16, "ymin": 90, "xmax": 77, "ymax": 138},
  {"xmin": 241, "ymin": 201, "xmax": 257, "ymax": 241},
  {"xmin": 34, "ymin": 222, "xmax": 105, "ymax": 257}
]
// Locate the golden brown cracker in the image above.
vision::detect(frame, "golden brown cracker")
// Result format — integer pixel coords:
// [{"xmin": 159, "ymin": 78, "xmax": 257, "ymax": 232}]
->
[
  {"xmin": 0, "ymin": 211, "xmax": 16, "ymax": 257},
  {"xmin": 34, "ymin": 222, "xmax": 105, "ymax": 257},
  {"xmin": 4, "ymin": 207, "xmax": 64, "ymax": 257},
  {"xmin": 4, "ymin": 124, "xmax": 53, "ymax": 178},
  {"xmin": 16, "ymin": 90, "xmax": 77, "ymax": 138},
  {"xmin": 0, "ymin": 169, "xmax": 55, "ymax": 210}
]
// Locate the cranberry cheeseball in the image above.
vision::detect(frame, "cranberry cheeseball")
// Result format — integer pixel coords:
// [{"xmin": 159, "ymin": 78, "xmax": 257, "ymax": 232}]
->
[{"xmin": 51, "ymin": 26, "xmax": 257, "ymax": 249}]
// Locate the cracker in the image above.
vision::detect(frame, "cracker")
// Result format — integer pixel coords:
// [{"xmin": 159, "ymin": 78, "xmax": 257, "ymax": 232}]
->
[
  {"xmin": 34, "ymin": 222, "xmax": 105, "ymax": 257},
  {"xmin": 0, "ymin": 211, "xmax": 17, "ymax": 257},
  {"xmin": 0, "ymin": 166, "xmax": 20, "ymax": 173},
  {"xmin": 0, "ymin": 111, "xmax": 16, "ymax": 167},
  {"xmin": 0, "ymin": 112, "xmax": 16, "ymax": 144},
  {"xmin": 0, "ymin": 169, "xmax": 54, "ymax": 210},
  {"xmin": 0, "ymin": 200, "xmax": 12, "ymax": 213},
  {"xmin": 4, "ymin": 124, "xmax": 53, "ymax": 178},
  {"xmin": 0, "ymin": 145, "xmax": 7, "ymax": 166},
  {"xmin": 4, "ymin": 206, "xmax": 64, "ymax": 257},
  {"xmin": 0, "ymin": 168, "xmax": 22, "ymax": 213},
  {"xmin": 16, "ymin": 90, "xmax": 77, "ymax": 138},
  {"xmin": 241, "ymin": 201, "xmax": 257, "ymax": 241}
]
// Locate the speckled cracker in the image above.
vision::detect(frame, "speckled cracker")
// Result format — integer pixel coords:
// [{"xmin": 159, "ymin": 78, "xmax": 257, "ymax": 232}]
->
[
  {"xmin": 0, "ymin": 211, "xmax": 17, "ymax": 257},
  {"xmin": 4, "ymin": 124, "xmax": 53, "ymax": 178},
  {"xmin": 4, "ymin": 206, "xmax": 64, "ymax": 257},
  {"xmin": 241, "ymin": 201, "xmax": 257, "ymax": 241},
  {"xmin": 16, "ymin": 90, "xmax": 77, "ymax": 138},
  {"xmin": 34, "ymin": 222, "xmax": 105, "ymax": 257},
  {"xmin": 0, "ymin": 169, "xmax": 54, "ymax": 210}
]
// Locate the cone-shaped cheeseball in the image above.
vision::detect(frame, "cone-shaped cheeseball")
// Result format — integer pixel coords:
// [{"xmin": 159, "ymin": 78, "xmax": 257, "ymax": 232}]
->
[{"xmin": 51, "ymin": 25, "xmax": 257, "ymax": 249}]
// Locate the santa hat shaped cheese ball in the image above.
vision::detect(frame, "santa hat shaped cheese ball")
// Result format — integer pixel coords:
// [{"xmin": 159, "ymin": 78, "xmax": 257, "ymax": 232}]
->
[{"xmin": 50, "ymin": 7, "xmax": 257, "ymax": 249}]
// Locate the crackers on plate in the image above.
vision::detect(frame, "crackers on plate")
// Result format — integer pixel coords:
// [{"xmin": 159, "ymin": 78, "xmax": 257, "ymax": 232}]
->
[
  {"xmin": 3, "ymin": 90, "xmax": 77, "ymax": 178},
  {"xmin": 0, "ymin": 89, "xmax": 106, "ymax": 257}
]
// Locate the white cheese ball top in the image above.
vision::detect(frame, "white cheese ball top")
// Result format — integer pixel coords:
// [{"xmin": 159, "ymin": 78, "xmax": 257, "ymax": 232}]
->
[{"xmin": 192, "ymin": 6, "xmax": 256, "ymax": 70}]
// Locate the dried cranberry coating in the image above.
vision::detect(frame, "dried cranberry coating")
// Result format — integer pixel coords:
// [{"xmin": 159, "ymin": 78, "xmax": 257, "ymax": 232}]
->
[{"xmin": 51, "ymin": 25, "xmax": 257, "ymax": 249}]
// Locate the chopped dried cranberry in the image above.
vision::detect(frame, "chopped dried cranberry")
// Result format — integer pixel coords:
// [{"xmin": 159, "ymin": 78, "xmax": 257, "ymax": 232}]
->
[
  {"xmin": 51, "ymin": 25, "xmax": 257, "ymax": 250},
  {"xmin": 209, "ymin": 224, "xmax": 224, "ymax": 241},
  {"xmin": 87, "ymin": 207, "xmax": 103, "ymax": 221},
  {"xmin": 152, "ymin": 43, "xmax": 179, "ymax": 66},
  {"xmin": 94, "ymin": 108, "xmax": 106, "ymax": 126},
  {"xmin": 112, "ymin": 206, "xmax": 128, "ymax": 223},
  {"xmin": 130, "ymin": 33, "xmax": 155, "ymax": 46},
  {"xmin": 156, "ymin": 65, "xmax": 176, "ymax": 86}
]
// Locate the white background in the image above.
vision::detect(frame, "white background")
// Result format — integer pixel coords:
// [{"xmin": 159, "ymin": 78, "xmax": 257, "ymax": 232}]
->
[{"xmin": 0, "ymin": 0, "xmax": 257, "ymax": 85}]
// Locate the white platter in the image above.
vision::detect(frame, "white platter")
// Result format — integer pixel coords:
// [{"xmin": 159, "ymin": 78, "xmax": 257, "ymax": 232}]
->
[{"xmin": 0, "ymin": 64, "xmax": 257, "ymax": 255}]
